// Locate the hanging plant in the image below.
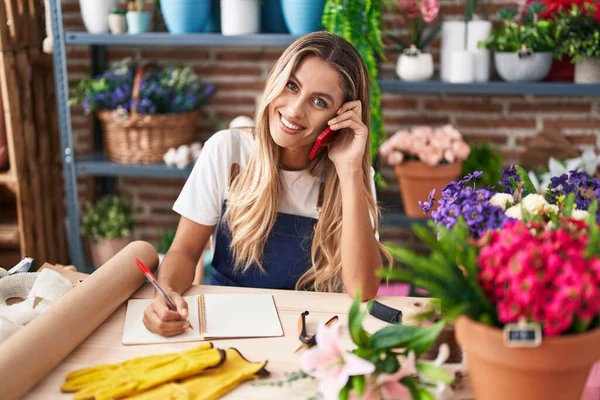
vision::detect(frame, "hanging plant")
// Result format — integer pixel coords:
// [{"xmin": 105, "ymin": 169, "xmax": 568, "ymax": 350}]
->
[{"xmin": 322, "ymin": 0, "xmax": 386, "ymax": 185}]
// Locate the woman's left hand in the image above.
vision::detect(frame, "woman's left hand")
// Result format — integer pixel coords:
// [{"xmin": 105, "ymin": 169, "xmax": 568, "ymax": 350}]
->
[{"xmin": 326, "ymin": 100, "xmax": 368, "ymax": 172}]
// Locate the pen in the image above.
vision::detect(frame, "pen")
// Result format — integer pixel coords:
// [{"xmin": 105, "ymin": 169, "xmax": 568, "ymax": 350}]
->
[{"xmin": 135, "ymin": 258, "xmax": 191, "ymax": 327}]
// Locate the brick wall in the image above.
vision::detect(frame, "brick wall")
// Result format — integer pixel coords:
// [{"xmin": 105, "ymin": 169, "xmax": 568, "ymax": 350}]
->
[{"xmin": 61, "ymin": 0, "xmax": 600, "ymax": 249}]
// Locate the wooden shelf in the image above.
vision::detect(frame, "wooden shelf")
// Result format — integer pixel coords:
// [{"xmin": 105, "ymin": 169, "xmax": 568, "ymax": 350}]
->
[{"xmin": 0, "ymin": 169, "xmax": 16, "ymax": 185}]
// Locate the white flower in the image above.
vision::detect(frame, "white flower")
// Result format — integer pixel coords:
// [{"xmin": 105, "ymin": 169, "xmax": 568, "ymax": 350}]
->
[
  {"xmin": 571, "ymin": 209, "xmax": 590, "ymax": 220},
  {"xmin": 489, "ymin": 193, "xmax": 515, "ymax": 210},
  {"xmin": 578, "ymin": 149, "xmax": 600, "ymax": 176},
  {"xmin": 521, "ymin": 194, "xmax": 552, "ymax": 216},
  {"xmin": 505, "ymin": 205, "xmax": 523, "ymax": 220}
]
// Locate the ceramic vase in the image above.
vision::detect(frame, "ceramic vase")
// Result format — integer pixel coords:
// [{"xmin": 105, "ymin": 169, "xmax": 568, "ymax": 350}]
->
[
  {"xmin": 79, "ymin": 0, "xmax": 118, "ymax": 34},
  {"xmin": 160, "ymin": 0, "xmax": 211, "ymax": 34},
  {"xmin": 281, "ymin": 0, "xmax": 326, "ymax": 35},
  {"xmin": 108, "ymin": 14, "xmax": 127, "ymax": 34},
  {"xmin": 575, "ymin": 57, "xmax": 600, "ymax": 83},
  {"xmin": 126, "ymin": 11, "xmax": 152, "ymax": 34},
  {"xmin": 221, "ymin": 0, "xmax": 260, "ymax": 35},
  {"xmin": 494, "ymin": 52, "xmax": 553, "ymax": 82},
  {"xmin": 396, "ymin": 52, "xmax": 434, "ymax": 82}
]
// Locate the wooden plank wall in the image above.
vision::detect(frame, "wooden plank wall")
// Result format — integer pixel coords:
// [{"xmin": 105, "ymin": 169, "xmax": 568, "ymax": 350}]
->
[{"xmin": 0, "ymin": 0, "xmax": 68, "ymax": 266}]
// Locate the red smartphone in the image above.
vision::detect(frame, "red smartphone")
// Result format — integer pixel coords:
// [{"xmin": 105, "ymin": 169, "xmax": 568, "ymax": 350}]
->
[{"xmin": 308, "ymin": 127, "xmax": 337, "ymax": 160}]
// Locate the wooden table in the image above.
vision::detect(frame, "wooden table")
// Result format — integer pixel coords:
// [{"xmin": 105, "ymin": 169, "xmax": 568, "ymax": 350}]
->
[{"xmin": 24, "ymin": 274, "xmax": 473, "ymax": 399}]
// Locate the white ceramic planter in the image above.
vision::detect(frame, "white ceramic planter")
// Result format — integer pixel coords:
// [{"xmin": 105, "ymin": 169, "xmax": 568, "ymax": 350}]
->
[
  {"xmin": 108, "ymin": 14, "xmax": 127, "ymax": 34},
  {"xmin": 396, "ymin": 53, "xmax": 434, "ymax": 81},
  {"xmin": 494, "ymin": 52, "xmax": 553, "ymax": 82},
  {"xmin": 79, "ymin": 0, "xmax": 118, "ymax": 34},
  {"xmin": 221, "ymin": 0, "xmax": 260, "ymax": 35},
  {"xmin": 575, "ymin": 56, "xmax": 600, "ymax": 83}
]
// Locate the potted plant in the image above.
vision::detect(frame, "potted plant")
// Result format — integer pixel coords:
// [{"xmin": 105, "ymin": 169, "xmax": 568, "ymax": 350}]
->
[
  {"xmin": 322, "ymin": 0, "xmax": 386, "ymax": 184},
  {"xmin": 379, "ymin": 124, "xmax": 471, "ymax": 218},
  {"xmin": 68, "ymin": 58, "xmax": 215, "ymax": 164},
  {"xmin": 554, "ymin": 3, "xmax": 600, "ymax": 83},
  {"xmin": 386, "ymin": 0, "xmax": 441, "ymax": 82},
  {"xmin": 108, "ymin": 7, "xmax": 128, "ymax": 34},
  {"xmin": 478, "ymin": 3, "xmax": 556, "ymax": 82},
  {"xmin": 221, "ymin": 0, "xmax": 261, "ymax": 35},
  {"xmin": 82, "ymin": 195, "xmax": 134, "ymax": 268},
  {"xmin": 381, "ymin": 166, "xmax": 600, "ymax": 399},
  {"xmin": 282, "ymin": 0, "xmax": 326, "ymax": 35},
  {"xmin": 126, "ymin": 0, "xmax": 153, "ymax": 34}
]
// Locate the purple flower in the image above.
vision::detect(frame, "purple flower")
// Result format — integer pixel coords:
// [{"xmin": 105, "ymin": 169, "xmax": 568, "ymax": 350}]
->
[
  {"xmin": 419, "ymin": 189, "xmax": 436, "ymax": 214},
  {"xmin": 499, "ymin": 165, "xmax": 519, "ymax": 194}
]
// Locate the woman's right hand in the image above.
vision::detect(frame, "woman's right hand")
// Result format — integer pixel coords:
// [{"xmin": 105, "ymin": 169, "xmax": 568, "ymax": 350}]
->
[{"xmin": 142, "ymin": 290, "xmax": 190, "ymax": 337}]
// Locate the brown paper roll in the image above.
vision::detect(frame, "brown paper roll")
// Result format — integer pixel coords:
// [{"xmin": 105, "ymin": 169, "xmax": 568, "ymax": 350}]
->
[{"xmin": 0, "ymin": 240, "xmax": 158, "ymax": 400}]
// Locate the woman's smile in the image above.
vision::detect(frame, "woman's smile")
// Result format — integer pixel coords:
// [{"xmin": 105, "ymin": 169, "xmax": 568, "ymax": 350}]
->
[{"xmin": 278, "ymin": 112, "xmax": 306, "ymax": 135}]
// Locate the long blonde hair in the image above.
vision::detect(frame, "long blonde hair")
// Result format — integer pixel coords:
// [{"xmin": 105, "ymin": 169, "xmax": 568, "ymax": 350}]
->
[{"xmin": 225, "ymin": 31, "xmax": 391, "ymax": 292}]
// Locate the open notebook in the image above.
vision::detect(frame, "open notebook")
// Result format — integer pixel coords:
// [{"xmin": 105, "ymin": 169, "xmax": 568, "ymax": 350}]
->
[{"xmin": 122, "ymin": 293, "xmax": 283, "ymax": 345}]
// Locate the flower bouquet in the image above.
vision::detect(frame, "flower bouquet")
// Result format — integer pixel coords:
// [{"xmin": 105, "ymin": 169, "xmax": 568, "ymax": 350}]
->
[
  {"xmin": 380, "ymin": 165, "xmax": 600, "ymax": 399},
  {"xmin": 69, "ymin": 58, "xmax": 215, "ymax": 164},
  {"xmin": 379, "ymin": 124, "xmax": 470, "ymax": 218}
]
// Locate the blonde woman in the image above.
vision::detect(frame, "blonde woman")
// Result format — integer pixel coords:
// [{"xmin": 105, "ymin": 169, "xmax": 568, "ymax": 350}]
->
[{"xmin": 143, "ymin": 31, "xmax": 391, "ymax": 337}]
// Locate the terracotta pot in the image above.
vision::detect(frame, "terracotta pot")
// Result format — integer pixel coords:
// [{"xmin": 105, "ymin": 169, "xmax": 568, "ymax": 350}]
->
[
  {"xmin": 394, "ymin": 161, "xmax": 463, "ymax": 218},
  {"xmin": 455, "ymin": 316, "xmax": 600, "ymax": 400},
  {"xmin": 89, "ymin": 237, "xmax": 131, "ymax": 268}
]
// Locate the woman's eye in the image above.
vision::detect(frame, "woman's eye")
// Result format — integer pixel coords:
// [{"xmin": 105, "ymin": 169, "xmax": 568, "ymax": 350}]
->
[
  {"xmin": 314, "ymin": 98, "xmax": 326, "ymax": 108},
  {"xmin": 286, "ymin": 82, "xmax": 298, "ymax": 91}
]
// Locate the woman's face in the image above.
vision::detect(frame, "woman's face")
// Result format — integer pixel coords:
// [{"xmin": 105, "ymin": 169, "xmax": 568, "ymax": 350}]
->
[{"xmin": 268, "ymin": 56, "xmax": 345, "ymax": 160}]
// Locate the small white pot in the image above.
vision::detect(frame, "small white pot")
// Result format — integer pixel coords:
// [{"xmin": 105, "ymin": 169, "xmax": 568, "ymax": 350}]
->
[
  {"xmin": 575, "ymin": 56, "xmax": 600, "ymax": 83},
  {"xmin": 79, "ymin": 0, "xmax": 118, "ymax": 34},
  {"xmin": 396, "ymin": 52, "xmax": 434, "ymax": 82},
  {"xmin": 494, "ymin": 51, "xmax": 553, "ymax": 82},
  {"xmin": 221, "ymin": 0, "xmax": 260, "ymax": 35},
  {"xmin": 108, "ymin": 14, "xmax": 127, "ymax": 34}
]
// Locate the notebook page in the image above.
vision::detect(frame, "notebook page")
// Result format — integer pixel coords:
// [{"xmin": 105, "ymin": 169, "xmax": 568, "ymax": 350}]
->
[
  {"xmin": 203, "ymin": 293, "xmax": 283, "ymax": 338},
  {"xmin": 122, "ymin": 295, "xmax": 202, "ymax": 345}
]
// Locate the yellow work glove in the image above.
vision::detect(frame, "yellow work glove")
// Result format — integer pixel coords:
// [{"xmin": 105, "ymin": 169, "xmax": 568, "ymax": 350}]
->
[
  {"xmin": 61, "ymin": 343, "xmax": 225, "ymax": 400},
  {"xmin": 129, "ymin": 348, "xmax": 270, "ymax": 400}
]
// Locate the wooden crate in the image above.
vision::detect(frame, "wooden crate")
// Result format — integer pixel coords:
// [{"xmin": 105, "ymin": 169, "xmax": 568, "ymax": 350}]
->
[{"xmin": 0, "ymin": 0, "xmax": 68, "ymax": 266}]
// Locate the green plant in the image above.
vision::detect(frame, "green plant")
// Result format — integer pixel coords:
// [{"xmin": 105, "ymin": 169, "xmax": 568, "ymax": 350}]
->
[
  {"xmin": 465, "ymin": 0, "xmax": 489, "ymax": 22},
  {"xmin": 554, "ymin": 3, "xmax": 600, "ymax": 63},
  {"xmin": 478, "ymin": 2, "xmax": 556, "ymax": 52},
  {"xmin": 461, "ymin": 142, "xmax": 504, "ymax": 189},
  {"xmin": 110, "ymin": 8, "xmax": 127, "ymax": 15},
  {"xmin": 82, "ymin": 195, "xmax": 134, "ymax": 240},
  {"xmin": 156, "ymin": 229, "xmax": 176, "ymax": 255},
  {"xmin": 128, "ymin": 0, "xmax": 150, "ymax": 12},
  {"xmin": 322, "ymin": 0, "xmax": 386, "ymax": 185}
]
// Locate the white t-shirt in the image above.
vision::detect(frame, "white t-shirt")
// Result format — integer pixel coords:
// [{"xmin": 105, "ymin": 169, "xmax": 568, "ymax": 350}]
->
[{"xmin": 173, "ymin": 128, "xmax": 378, "ymax": 254}]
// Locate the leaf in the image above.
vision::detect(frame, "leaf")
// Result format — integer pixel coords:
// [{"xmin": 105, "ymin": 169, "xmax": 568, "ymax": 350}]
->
[
  {"xmin": 351, "ymin": 375, "xmax": 365, "ymax": 397},
  {"xmin": 417, "ymin": 388, "xmax": 437, "ymax": 400},
  {"xmin": 379, "ymin": 351, "xmax": 401, "ymax": 373},
  {"xmin": 371, "ymin": 325, "xmax": 426, "ymax": 350},
  {"xmin": 348, "ymin": 290, "xmax": 371, "ymax": 348},
  {"xmin": 339, "ymin": 384, "xmax": 350, "ymax": 400},
  {"xmin": 417, "ymin": 361, "xmax": 455, "ymax": 384},
  {"xmin": 400, "ymin": 377, "xmax": 421, "ymax": 399},
  {"xmin": 562, "ymin": 192, "xmax": 576, "ymax": 217},
  {"xmin": 408, "ymin": 321, "xmax": 447, "ymax": 355},
  {"xmin": 515, "ymin": 165, "xmax": 538, "ymax": 197}
]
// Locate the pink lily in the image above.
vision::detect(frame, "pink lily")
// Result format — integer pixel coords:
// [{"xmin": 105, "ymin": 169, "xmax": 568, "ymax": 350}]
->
[
  {"xmin": 300, "ymin": 321, "xmax": 376, "ymax": 400},
  {"xmin": 376, "ymin": 352, "xmax": 417, "ymax": 400}
]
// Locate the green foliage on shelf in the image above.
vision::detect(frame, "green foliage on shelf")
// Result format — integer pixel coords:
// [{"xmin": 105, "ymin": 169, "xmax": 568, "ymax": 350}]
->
[
  {"xmin": 82, "ymin": 195, "xmax": 134, "ymax": 240},
  {"xmin": 554, "ymin": 3, "xmax": 600, "ymax": 63},
  {"xmin": 461, "ymin": 142, "xmax": 504, "ymax": 189},
  {"xmin": 322, "ymin": 0, "xmax": 386, "ymax": 180},
  {"xmin": 156, "ymin": 228, "xmax": 176, "ymax": 255},
  {"xmin": 478, "ymin": 3, "xmax": 556, "ymax": 52}
]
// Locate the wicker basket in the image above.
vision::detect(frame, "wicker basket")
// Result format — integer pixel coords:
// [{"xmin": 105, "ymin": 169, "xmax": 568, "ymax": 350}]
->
[{"xmin": 96, "ymin": 64, "xmax": 200, "ymax": 164}]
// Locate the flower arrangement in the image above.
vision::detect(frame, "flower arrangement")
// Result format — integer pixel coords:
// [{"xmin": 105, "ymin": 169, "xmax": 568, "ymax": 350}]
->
[
  {"xmin": 257, "ymin": 295, "xmax": 454, "ymax": 400},
  {"xmin": 528, "ymin": 149, "xmax": 600, "ymax": 194},
  {"xmin": 420, "ymin": 163, "xmax": 600, "ymax": 238},
  {"xmin": 69, "ymin": 59, "xmax": 214, "ymax": 116},
  {"xmin": 553, "ymin": 2, "xmax": 600, "ymax": 63},
  {"xmin": 385, "ymin": 0, "xmax": 442, "ymax": 52},
  {"xmin": 81, "ymin": 195, "xmax": 134, "ymax": 240},
  {"xmin": 382, "ymin": 168, "xmax": 600, "ymax": 337},
  {"xmin": 379, "ymin": 124, "xmax": 471, "ymax": 167},
  {"xmin": 478, "ymin": 3, "xmax": 556, "ymax": 52}
]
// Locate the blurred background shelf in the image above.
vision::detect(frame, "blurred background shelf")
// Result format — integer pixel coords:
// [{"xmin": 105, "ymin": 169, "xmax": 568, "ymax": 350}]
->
[
  {"xmin": 65, "ymin": 32, "xmax": 300, "ymax": 47},
  {"xmin": 77, "ymin": 153, "xmax": 192, "ymax": 178},
  {"xmin": 378, "ymin": 78, "xmax": 600, "ymax": 97}
]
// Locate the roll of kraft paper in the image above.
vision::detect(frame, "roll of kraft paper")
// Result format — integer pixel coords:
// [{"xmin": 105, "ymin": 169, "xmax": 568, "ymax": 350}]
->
[{"xmin": 0, "ymin": 241, "xmax": 158, "ymax": 400}]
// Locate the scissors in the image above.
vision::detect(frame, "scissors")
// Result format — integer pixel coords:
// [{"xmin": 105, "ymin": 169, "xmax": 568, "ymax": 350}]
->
[{"xmin": 294, "ymin": 311, "xmax": 339, "ymax": 353}]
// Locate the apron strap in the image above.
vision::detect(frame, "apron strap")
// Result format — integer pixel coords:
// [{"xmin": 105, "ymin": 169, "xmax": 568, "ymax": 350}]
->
[{"xmin": 229, "ymin": 130, "xmax": 242, "ymax": 188}]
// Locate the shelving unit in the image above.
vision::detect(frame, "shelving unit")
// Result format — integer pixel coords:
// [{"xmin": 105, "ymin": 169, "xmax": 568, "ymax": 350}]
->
[{"xmin": 49, "ymin": 1, "xmax": 600, "ymax": 270}]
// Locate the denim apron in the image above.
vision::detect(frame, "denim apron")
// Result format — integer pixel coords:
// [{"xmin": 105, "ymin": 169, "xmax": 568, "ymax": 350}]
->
[{"xmin": 209, "ymin": 133, "xmax": 324, "ymax": 289}]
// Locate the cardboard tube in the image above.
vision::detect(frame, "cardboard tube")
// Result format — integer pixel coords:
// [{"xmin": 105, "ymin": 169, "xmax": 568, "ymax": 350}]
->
[{"xmin": 0, "ymin": 240, "xmax": 158, "ymax": 400}]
